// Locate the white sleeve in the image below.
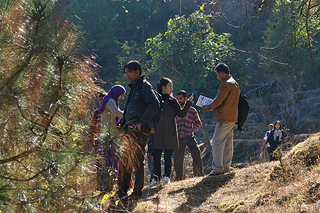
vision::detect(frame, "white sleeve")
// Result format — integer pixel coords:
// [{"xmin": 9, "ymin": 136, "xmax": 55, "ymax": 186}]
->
[{"xmin": 263, "ymin": 132, "xmax": 268, "ymax": 141}]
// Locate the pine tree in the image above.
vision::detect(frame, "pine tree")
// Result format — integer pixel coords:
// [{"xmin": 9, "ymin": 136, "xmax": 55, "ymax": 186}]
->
[{"xmin": 0, "ymin": 0, "xmax": 104, "ymax": 211}]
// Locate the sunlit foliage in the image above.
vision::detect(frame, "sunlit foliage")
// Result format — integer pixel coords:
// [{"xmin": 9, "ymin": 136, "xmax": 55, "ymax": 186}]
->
[
  {"xmin": 145, "ymin": 11, "xmax": 236, "ymax": 97},
  {"xmin": 0, "ymin": 0, "xmax": 103, "ymax": 211}
]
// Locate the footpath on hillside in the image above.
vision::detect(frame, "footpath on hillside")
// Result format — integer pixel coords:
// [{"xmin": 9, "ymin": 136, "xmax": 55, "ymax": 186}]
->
[{"xmin": 106, "ymin": 133, "xmax": 320, "ymax": 212}]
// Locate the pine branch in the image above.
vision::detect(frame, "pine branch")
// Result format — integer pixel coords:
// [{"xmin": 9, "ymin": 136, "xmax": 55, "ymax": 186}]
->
[
  {"xmin": 0, "ymin": 147, "xmax": 40, "ymax": 164},
  {"xmin": 0, "ymin": 161, "xmax": 54, "ymax": 181},
  {"xmin": 0, "ymin": 52, "xmax": 34, "ymax": 92}
]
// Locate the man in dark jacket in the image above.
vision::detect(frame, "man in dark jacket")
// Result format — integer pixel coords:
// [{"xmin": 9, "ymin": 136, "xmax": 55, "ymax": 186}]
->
[
  {"xmin": 118, "ymin": 60, "xmax": 160, "ymax": 201},
  {"xmin": 203, "ymin": 63, "xmax": 240, "ymax": 176}
]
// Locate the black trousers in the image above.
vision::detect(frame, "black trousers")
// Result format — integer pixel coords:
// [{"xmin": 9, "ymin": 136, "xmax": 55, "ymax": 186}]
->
[
  {"xmin": 174, "ymin": 136, "xmax": 204, "ymax": 180},
  {"xmin": 153, "ymin": 149, "xmax": 174, "ymax": 180},
  {"xmin": 267, "ymin": 145, "xmax": 280, "ymax": 161},
  {"xmin": 119, "ymin": 127, "xmax": 150, "ymax": 197}
]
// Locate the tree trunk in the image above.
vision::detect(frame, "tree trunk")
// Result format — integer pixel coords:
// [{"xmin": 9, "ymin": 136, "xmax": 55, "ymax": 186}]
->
[{"xmin": 199, "ymin": 109, "xmax": 211, "ymax": 157}]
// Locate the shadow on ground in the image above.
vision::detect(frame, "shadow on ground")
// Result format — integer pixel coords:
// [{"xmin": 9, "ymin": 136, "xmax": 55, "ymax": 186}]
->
[
  {"xmin": 169, "ymin": 172, "xmax": 235, "ymax": 212},
  {"xmin": 143, "ymin": 184, "xmax": 164, "ymax": 201},
  {"xmin": 107, "ymin": 185, "xmax": 164, "ymax": 212}
]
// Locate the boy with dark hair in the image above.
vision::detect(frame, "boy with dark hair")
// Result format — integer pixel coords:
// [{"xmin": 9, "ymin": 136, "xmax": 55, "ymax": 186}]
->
[
  {"xmin": 123, "ymin": 60, "xmax": 143, "ymax": 76},
  {"xmin": 214, "ymin": 62, "xmax": 230, "ymax": 74},
  {"xmin": 174, "ymin": 90, "xmax": 204, "ymax": 180},
  {"xmin": 118, "ymin": 60, "xmax": 160, "ymax": 201}
]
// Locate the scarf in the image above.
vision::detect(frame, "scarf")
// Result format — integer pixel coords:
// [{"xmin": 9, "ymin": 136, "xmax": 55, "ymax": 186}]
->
[{"xmin": 273, "ymin": 129, "xmax": 282, "ymax": 141}]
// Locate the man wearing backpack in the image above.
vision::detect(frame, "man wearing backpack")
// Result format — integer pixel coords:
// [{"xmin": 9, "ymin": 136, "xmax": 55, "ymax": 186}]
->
[
  {"xmin": 118, "ymin": 60, "xmax": 160, "ymax": 201},
  {"xmin": 202, "ymin": 63, "xmax": 240, "ymax": 176}
]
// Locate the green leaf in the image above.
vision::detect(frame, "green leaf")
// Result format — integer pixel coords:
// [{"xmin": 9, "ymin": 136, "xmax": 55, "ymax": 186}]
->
[{"xmin": 145, "ymin": 10, "xmax": 236, "ymax": 97}]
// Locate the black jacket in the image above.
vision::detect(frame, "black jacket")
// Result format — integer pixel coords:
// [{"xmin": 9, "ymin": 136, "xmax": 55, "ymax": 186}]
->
[
  {"xmin": 153, "ymin": 97, "xmax": 192, "ymax": 150},
  {"xmin": 121, "ymin": 76, "xmax": 160, "ymax": 131}
]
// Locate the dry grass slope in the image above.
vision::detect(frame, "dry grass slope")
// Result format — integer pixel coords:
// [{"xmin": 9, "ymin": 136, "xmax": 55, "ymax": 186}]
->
[{"xmin": 113, "ymin": 134, "xmax": 320, "ymax": 212}]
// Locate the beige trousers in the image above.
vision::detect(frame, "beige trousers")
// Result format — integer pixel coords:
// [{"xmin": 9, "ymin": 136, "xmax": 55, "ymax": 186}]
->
[{"xmin": 211, "ymin": 122, "xmax": 235, "ymax": 173}]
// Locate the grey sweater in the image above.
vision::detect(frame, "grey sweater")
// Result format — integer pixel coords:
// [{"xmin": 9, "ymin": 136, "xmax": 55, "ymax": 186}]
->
[{"xmin": 100, "ymin": 99, "xmax": 123, "ymax": 131}]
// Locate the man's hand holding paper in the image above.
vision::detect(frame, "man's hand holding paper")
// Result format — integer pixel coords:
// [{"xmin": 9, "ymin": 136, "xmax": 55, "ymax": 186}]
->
[{"xmin": 196, "ymin": 95, "xmax": 213, "ymax": 111}]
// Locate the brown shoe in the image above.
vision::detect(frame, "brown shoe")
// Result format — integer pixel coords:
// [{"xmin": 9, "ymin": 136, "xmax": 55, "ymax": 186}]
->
[{"xmin": 207, "ymin": 171, "xmax": 221, "ymax": 177}]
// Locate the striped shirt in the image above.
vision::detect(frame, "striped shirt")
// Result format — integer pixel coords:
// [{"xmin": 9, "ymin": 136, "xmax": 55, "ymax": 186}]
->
[{"xmin": 176, "ymin": 106, "xmax": 202, "ymax": 138}]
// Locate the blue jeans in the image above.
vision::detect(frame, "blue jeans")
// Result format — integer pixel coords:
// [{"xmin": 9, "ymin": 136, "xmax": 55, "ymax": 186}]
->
[{"xmin": 147, "ymin": 151, "xmax": 154, "ymax": 182}]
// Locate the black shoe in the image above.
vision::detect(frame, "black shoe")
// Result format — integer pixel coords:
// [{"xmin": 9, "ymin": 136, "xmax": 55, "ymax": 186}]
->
[
  {"xmin": 121, "ymin": 193, "xmax": 142, "ymax": 202},
  {"xmin": 116, "ymin": 190, "xmax": 127, "ymax": 200}
]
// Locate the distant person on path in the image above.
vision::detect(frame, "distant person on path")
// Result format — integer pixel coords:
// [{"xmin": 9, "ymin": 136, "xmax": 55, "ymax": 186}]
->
[
  {"xmin": 266, "ymin": 121, "xmax": 285, "ymax": 161},
  {"xmin": 150, "ymin": 78, "xmax": 193, "ymax": 186},
  {"xmin": 260, "ymin": 123, "xmax": 274, "ymax": 158},
  {"xmin": 202, "ymin": 63, "xmax": 240, "ymax": 176},
  {"xmin": 174, "ymin": 90, "xmax": 204, "ymax": 181},
  {"xmin": 118, "ymin": 60, "xmax": 160, "ymax": 201}
]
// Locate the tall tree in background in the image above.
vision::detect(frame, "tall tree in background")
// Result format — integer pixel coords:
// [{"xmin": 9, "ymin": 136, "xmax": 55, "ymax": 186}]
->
[
  {"xmin": 65, "ymin": 0, "xmax": 200, "ymax": 88},
  {"xmin": 146, "ymin": 11, "xmax": 235, "ymax": 96},
  {"xmin": 261, "ymin": 0, "xmax": 320, "ymax": 130},
  {"xmin": 0, "ymin": 0, "xmax": 102, "ymax": 211}
]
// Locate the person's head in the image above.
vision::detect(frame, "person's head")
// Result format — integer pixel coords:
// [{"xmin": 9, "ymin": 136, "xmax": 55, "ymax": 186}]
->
[
  {"xmin": 176, "ymin": 90, "xmax": 187, "ymax": 106},
  {"xmin": 117, "ymin": 92, "xmax": 125, "ymax": 102},
  {"xmin": 268, "ymin": 123, "xmax": 274, "ymax": 131},
  {"xmin": 157, "ymin": 77, "xmax": 173, "ymax": 95},
  {"xmin": 98, "ymin": 91, "xmax": 106, "ymax": 105},
  {"xmin": 274, "ymin": 121, "xmax": 282, "ymax": 130},
  {"xmin": 108, "ymin": 85, "xmax": 126, "ymax": 103},
  {"xmin": 123, "ymin": 60, "xmax": 142, "ymax": 83},
  {"xmin": 214, "ymin": 63, "xmax": 230, "ymax": 81}
]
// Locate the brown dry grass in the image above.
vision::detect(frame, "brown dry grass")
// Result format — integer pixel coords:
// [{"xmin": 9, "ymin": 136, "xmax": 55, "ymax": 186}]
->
[{"xmin": 108, "ymin": 133, "xmax": 320, "ymax": 212}]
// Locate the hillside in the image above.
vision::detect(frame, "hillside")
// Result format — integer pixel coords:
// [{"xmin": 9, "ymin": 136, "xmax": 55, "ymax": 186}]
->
[{"xmin": 107, "ymin": 134, "xmax": 320, "ymax": 212}]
